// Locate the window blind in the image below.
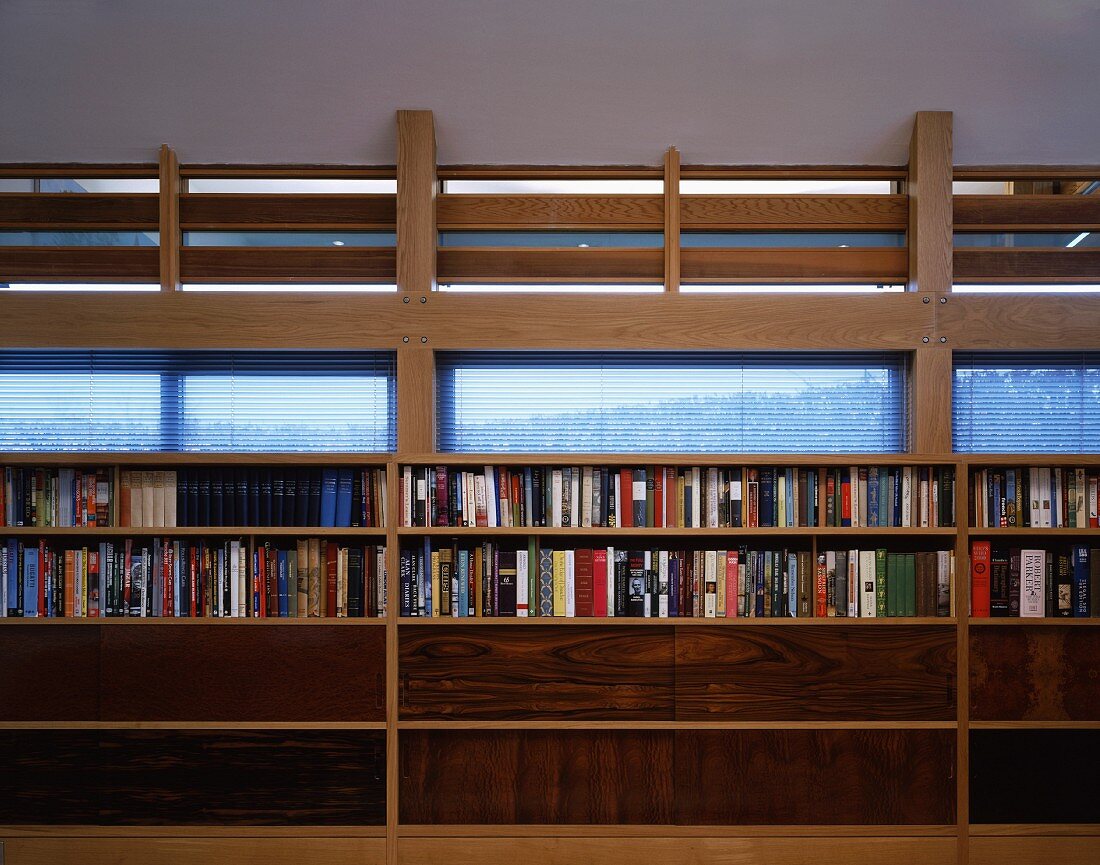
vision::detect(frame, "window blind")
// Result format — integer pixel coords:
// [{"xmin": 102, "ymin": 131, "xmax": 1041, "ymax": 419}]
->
[
  {"xmin": 953, "ymin": 352, "xmax": 1100, "ymax": 453},
  {"xmin": 437, "ymin": 351, "xmax": 908, "ymax": 453},
  {"xmin": 0, "ymin": 351, "xmax": 396, "ymax": 452}
]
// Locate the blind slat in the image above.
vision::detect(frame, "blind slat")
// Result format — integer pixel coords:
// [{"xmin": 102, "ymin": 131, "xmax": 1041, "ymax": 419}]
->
[
  {"xmin": 954, "ymin": 351, "xmax": 1100, "ymax": 453},
  {"xmin": 0, "ymin": 351, "xmax": 396, "ymax": 452},
  {"xmin": 437, "ymin": 351, "xmax": 908, "ymax": 454}
]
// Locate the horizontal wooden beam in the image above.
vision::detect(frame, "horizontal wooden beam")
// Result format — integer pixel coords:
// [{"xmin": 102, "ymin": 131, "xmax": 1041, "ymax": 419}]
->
[
  {"xmin": 954, "ymin": 195, "xmax": 1100, "ymax": 230},
  {"xmin": 179, "ymin": 195, "xmax": 396, "ymax": 230},
  {"xmin": 954, "ymin": 248, "xmax": 1100, "ymax": 281},
  {"xmin": 181, "ymin": 165, "xmax": 395, "ymax": 179},
  {"xmin": 681, "ymin": 195, "xmax": 907, "ymax": 229},
  {"xmin": 180, "ymin": 247, "xmax": 396, "ymax": 282},
  {"xmin": 437, "ymin": 195, "xmax": 663, "ymax": 229},
  {"xmin": 938, "ymin": 294, "xmax": 1100, "ymax": 348},
  {"xmin": 0, "ymin": 164, "xmax": 157, "ymax": 178},
  {"xmin": 0, "ymin": 247, "xmax": 159, "ymax": 281},
  {"xmin": 681, "ymin": 165, "xmax": 907, "ymax": 180},
  {"xmin": 953, "ymin": 165, "xmax": 1100, "ymax": 180},
  {"xmin": 681, "ymin": 248, "xmax": 907, "ymax": 283},
  {"xmin": 0, "ymin": 194, "xmax": 158, "ymax": 229},
  {"xmin": 438, "ymin": 165, "xmax": 662, "ymax": 179},
  {"xmin": 438, "ymin": 247, "xmax": 663, "ymax": 282}
]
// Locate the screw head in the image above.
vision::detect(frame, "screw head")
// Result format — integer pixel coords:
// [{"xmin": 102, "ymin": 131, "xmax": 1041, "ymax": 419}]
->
[
  {"xmin": 403, "ymin": 296, "xmax": 410, "ymax": 304},
  {"xmin": 420, "ymin": 336, "xmax": 428, "ymax": 343},
  {"xmin": 420, "ymin": 296, "xmax": 427, "ymax": 304},
  {"xmin": 922, "ymin": 336, "xmax": 930, "ymax": 343},
  {"xmin": 939, "ymin": 296, "xmax": 947, "ymax": 304},
  {"xmin": 940, "ymin": 336, "xmax": 948, "ymax": 343},
  {"xmin": 402, "ymin": 336, "xmax": 410, "ymax": 343},
  {"xmin": 922, "ymin": 296, "xmax": 931, "ymax": 304}
]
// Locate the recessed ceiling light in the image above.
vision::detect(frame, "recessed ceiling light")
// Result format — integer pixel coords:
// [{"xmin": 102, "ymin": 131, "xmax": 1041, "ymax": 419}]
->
[
  {"xmin": 578, "ymin": 243, "xmax": 590, "ymax": 248},
  {"xmin": 332, "ymin": 240, "xmax": 345, "ymax": 246}
]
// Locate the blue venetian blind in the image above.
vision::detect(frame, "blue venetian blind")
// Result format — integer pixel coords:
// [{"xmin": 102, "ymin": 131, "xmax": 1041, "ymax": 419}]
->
[
  {"xmin": 437, "ymin": 351, "xmax": 908, "ymax": 453},
  {"xmin": 954, "ymin": 352, "xmax": 1100, "ymax": 452},
  {"xmin": 0, "ymin": 351, "xmax": 396, "ymax": 452}
]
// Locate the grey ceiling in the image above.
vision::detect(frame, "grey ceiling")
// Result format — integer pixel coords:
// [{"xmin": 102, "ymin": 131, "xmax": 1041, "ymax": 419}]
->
[{"xmin": 1, "ymin": 0, "xmax": 1097, "ymax": 167}]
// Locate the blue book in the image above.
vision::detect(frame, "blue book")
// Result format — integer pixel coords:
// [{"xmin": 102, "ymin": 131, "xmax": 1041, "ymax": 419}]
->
[
  {"xmin": 335, "ymin": 469, "xmax": 353, "ymax": 527},
  {"xmin": 759, "ymin": 468, "xmax": 775, "ymax": 527},
  {"xmin": 23, "ymin": 546, "xmax": 39, "ymax": 618},
  {"xmin": 1073, "ymin": 546, "xmax": 1090, "ymax": 617},
  {"xmin": 668, "ymin": 556, "xmax": 679, "ymax": 617},
  {"xmin": 878, "ymin": 471, "xmax": 889, "ymax": 527},
  {"xmin": 787, "ymin": 552, "xmax": 797, "ymax": 617},
  {"xmin": 277, "ymin": 550, "xmax": 289, "ymax": 617},
  {"xmin": 867, "ymin": 468, "xmax": 879, "ymax": 527},
  {"xmin": 320, "ymin": 469, "xmax": 338, "ymax": 527},
  {"xmin": 457, "ymin": 549, "xmax": 469, "ymax": 617},
  {"xmin": 422, "ymin": 537, "xmax": 432, "ymax": 616},
  {"xmin": 7, "ymin": 539, "xmax": 19, "ymax": 616},
  {"xmin": 785, "ymin": 471, "xmax": 794, "ymax": 527},
  {"xmin": 1006, "ymin": 471, "xmax": 1017, "ymax": 526}
]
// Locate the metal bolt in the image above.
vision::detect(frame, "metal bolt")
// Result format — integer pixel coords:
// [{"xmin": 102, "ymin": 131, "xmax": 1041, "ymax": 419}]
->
[
  {"xmin": 420, "ymin": 296, "xmax": 427, "ymax": 304},
  {"xmin": 940, "ymin": 336, "xmax": 948, "ymax": 343},
  {"xmin": 922, "ymin": 336, "xmax": 930, "ymax": 343},
  {"xmin": 421, "ymin": 336, "xmax": 428, "ymax": 343},
  {"xmin": 922, "ymin": 296, "xmax": 930, "ymax": 304},
  {"xmin": 402, "ymin": 336, "xmax": 410, "ymax": 343},
  {"xmin": 403, "ymin": 296, "xmax": 410, "ymax": 304},
  {"xmin": 939, "ymin": 296, "xmax": 947, "ymax": 304}
]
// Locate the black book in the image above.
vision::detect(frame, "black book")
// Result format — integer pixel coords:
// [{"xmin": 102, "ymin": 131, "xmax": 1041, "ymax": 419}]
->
[
  {"xmin": 271, "ymin": 471, "xmax": 284, "ymax": 528},
  {"xmin": 497, "ymin": 550, "xmax": 517, "ymax": 616},
  {"xmin": 210, "ymin": 469, "xmax": 224, "ymax": 528},
  {"xmin": 186, "ymin": 470, "xmax": 199, "ymax": 528},
  {"xmin": 1057, "ymin": 554, "xmax": 1073, "ymax": 617},
  {"xmin": 990, "ymin": 548, "xmax": 1010, "ymax": 616},
  {"xmin": 235, "ymin": 469, "xmax": 249, "ymax": 526},
  {"xmin": 222, "ymin": 468, "xmax": 236, "ymax": 527},
  {"xmin": 283, "ymin": 470, "xmax": 297, "ymax": 527},
  {"xmin": 532, "ymin": 467, "xmax": 544, "ymax": 527},
  {"xmin": 295, "ymin": 468, "xmax": 310, "ymax": 527},
  {"xmin": 632, "ymin": 469, "xmax": 647, "ymax": 527},
  {"xmin": 399, "ymin": 549, "xmax": 412, "ymax": 617},
  {"xmin": 306, "ymin": 469, "xmax": 322, "ymax": 527},
  {"xmin": 627, "ymin": 550, "xmax": 646, "ymax": 617},
  {"xmin": 197, "ymin": 469, "xmax": 212, "ymax": 527},
  {"xmin": 347, "ymin": 545, "xmax": 363, "ymax": 617},
  {"xmin": 259, "ymin": 470, "xmax": 273, "ymax": 527},
  {"xmin": 248, "ymin": 468, "xmax": 261, "ymax": 528},
  {"xmin": 598, "ymin": 468, "xmax": 609, "ymax": 527},
  {"xmin": 177, "ymin": 468, "xmax": 189, "ymax": 527},
  {"xmin": 351, "ymin": 470, "xmax": 363, "ymax": 528}
]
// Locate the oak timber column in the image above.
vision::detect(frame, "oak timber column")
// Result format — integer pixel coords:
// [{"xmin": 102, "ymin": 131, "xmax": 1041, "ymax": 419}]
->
[
  {"xmin": 908, "ymin": 111, "xmax": 953, "ymax": 455},
  {"xmin": 158, "ymin": 144, "xmax": 180, "ymax": 291}
]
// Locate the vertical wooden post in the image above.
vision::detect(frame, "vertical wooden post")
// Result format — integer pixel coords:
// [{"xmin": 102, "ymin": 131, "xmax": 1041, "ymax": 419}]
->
[
  {"xmin": 158, "ymin": 144, "xmax": 180, "ymax": 291},
  {"xmin": 664, "ymin": 147, "xmax": 681, "ymax": 292},
  {"xmin": 396, "ymin": 110, "xmax": 437, "ymax": 295},
  {"xmin": 908, "ymin": 111, "xmax": 954, "ymax": 455},
  {"xmin": 396, "ymin": 346, "xmax": 435, "ymax": 453}
]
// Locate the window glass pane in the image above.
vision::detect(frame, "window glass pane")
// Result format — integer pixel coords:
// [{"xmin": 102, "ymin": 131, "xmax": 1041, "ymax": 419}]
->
[
  {"xmin": 681, "ymin": 232, "xmax": 904, "ymax": 248},
  {"xmin": 952, "ymin": 182, "xmax": 1011, "ymax": 194},
  {"xmin": 181, "ymin": 284, "xmax": 397, "ymax": 293},
  {"xmin": 680, "ymin": 180, "xmax": 893, "ymax": 194},
  {"xmin": 0, "ymin": 283, "xmax": 159, "ymax": 292},
  {"xmin": 439, "ymin": 231, "xmax": 662, "ymax": 248},
  {"xmin": 438, "ymin": 351, "xmax": 907, "ymax": 453},
  {"xmin": 187, "ymin": 178, "xmax": 396, "ymax": 194},
  {"xmin": 954, "ymin": 232, "xmax": 1096, "ymax": 248},
  {"xmin": 0, "ymin": 351, "xmax": 396, "ymax": 452},
  {"xmin": 953, "ymin": 352, "xmax": 1100, "ymax": 452},
  {"xmin": 183, "ymin": 231, "xmax": 395, "ymax": 247},
  {"xmin": 0, "ymin": 179, "xmax": 34, "ymax": 192},
  {"xmin": 0, "ymin": 231, "xmax": 158, "ymax": 246},
  {"xmin": 38, "ymin": 179, "xmax": 159, "ymax": 193},
  {"xmin": 681, "ymin": 284, "xmax": 903, "ymax": 293},
  {"xmin": 443, "ymin": 180, "xmax": 662, "ymax": 194},
  {"xmin": 437, "ymin": 284, "xmax": 662, "ymax": 294}
]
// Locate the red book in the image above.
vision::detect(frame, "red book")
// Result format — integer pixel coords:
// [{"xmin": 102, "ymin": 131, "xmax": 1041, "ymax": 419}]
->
[
  {"xmin": 162, "ymin": 543, "xmax": 171, "ymax": 617},
  {"xmin": 435, "ymin": 465, "xmax": 449, "ymax": 527},
  {"xmin": 619, "ymin": 469, "xmax": 633, "ymax": 527},
  {"xmin": 841, "ymin": 476, "xmax": 853, "ymax": 526},
  {"xmin": 511, "ymin": 474, "xmax": 523, "ymax": 526},
  {"xmin": 326, "ymin": 541, "xmax": 338, "ymax": 617},
  {"xmin": 653, "ymin": 468, "xmax": 664, "ymax": 528},
  {"xmin": 497, "ymin": 469, "xmax": 510, "ymax": 528},
  {"xmin": 970, "ymin": 540, "xmax": 992, "ymax": 618},
  {"xmin": 190, "ymin": 547, "xmax": 199, "ymax": 617},
  {"xmin": 815, "ymin": 553, "xmax": 827, "ymax": 617},
  {"xmin": 574, "ymin": 547, "xmax": 594, "ymax": 617},
  {"xmin": 593, "ymin": 548, "xmax": 608, "ymax": 617},
  {"xmin": 725, "ymin": 550, "xmax": 738, "ymax": 617}
]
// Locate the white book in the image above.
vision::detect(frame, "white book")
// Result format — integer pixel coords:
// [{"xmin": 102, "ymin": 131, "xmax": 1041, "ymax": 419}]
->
[
  {"xmin": 402, "ymin": 466, "xmax": 413, "ymax": 526},
  {"xmin": 707, "ymin": 468, "xmax": 719, "ymax": 528},
  {"xmin": 643, "ymin": 550, "xmax": 653, "ymax": 617},
  {"xmin": 1053, "ymin": 468, "xmax": 1063, "ymax": 528},
  {"xmin": 704, "ymin": 549, "xmax": 717, "ymax": 618},
  {"xmin": 777, "ymin": 472, "xmax": 787, "ymax": 529},
  {"xmin": 691, "ymin": 466, "xmax": 701, "ymax": 528},
  {"xmin": 1039, "ymin": 467, "xmax": 1052, "ymax": 528},
  {"xmin": 631, "ymin": 473, "xmax": 645, "ymax": 524},
  {"xmin": 859, "ymin": 549, "xmax": 876, "ymax": 617},
  {"xmin": 730, "ymin": 472, "xmax": 742, "ymax": 527},
  {"xmin": 901, "ymin": 467, "xmax": 913, "ymax": 528},
  {"xmin": 1029, "ymin": 467, "xmax": 1040, "ymax": 526},
  {"xmin": 920, "ymin": 472, "xmax": 930, "ymax": 528},
  {"xmin": 483, "ymin": 466, "xmax": 497, "ymax": 528},
  {"xmin": 472, "ymin": 473, "xmax": 487, "ymax": 527},
  {"xmin": 465, "ymin": 471, "xmax": 477, "ymax": 527},
  {"xmin": 658, "ymin": 550, "xmax": 669, "ymax": 618},
  {"xmin": 1076, "ymin": 468, "xmax": 1087, "ymax": 529},
  {"xmin": 571, "ymin": 468, "xmax": 581, "ymax": 530},
  {"xmin": 1020, "ymin": 548, "xmax": 1045, "ymax": 617},
  {"xmin": 606, "ymin": 545, "xmax": 616, "ymax": 617},
  {"xmin": 516, "ymin": 549, "xmax": 529, "ymax": 617},
  {"xmin": 163, "ymin": 471, "xmax": 176, "ymax": 528},
  {"xmin": 229, "ymin": 540, "xmax": 240, "ymax": 618},
  {"xmin": 564, "ymin": 549, "xmax": 575, "ymax": 618},
  {"xmin": 552, "ymin": 470, "xmax": 564, "ymax": 528},
  {"xmin": 131, "ymin": 478, "xmax": 144, "ymax": 528},
  {"xmin": 849, "ymin": 467, "xmax": 860, "ymax": 528},
  {"xmin": 848, "ymin": 549, "xmax": 859, "ymax": 617},
  {"xmin": 581, "ymin": 467, "xmax": 593, "ymax": 528}
]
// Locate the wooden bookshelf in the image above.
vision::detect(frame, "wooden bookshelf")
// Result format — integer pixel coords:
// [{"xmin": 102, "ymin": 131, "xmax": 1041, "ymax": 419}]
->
[{"xmin": 2, "ymin": 109, "xmax": 1098, "ymax": 865}]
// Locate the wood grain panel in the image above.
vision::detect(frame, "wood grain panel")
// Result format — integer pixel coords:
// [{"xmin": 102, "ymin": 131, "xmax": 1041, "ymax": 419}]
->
[
  {"xmin": 674, "ymin": 730, "xmax": 956, "ymax": 824},
  {"xmin": 913, "ymin": 346, "xmax": 953, "ymax": 454},
  {"xmin": 99, "ymin": 624, "xmax": 386, "ymax": 722},
  {"xmin": 954, "ymin": 248, "xmax": 1100, "ymax": 281},
  {"xmin": 0, "ymin": 247, "xmax": 159, "ymax": 281},
  {"xmin": 159, "ymin": 145, "xmax": 180, "ymax": 291},
  {"xmin": 0, "ymin": 837, "xmax": 385, "ymax": 865},
  {"xmin": 680, "ymin": 247, "xmax": 907, "ymax": 282},
  {"xmin": 0, "ymin": 730, "xmax": 386, "ymax": 825},
  {"xmin": 180, "ymin": 247, "xmax": 396, "ymax": 281},
  {"xmin": 180, "ymin": 195, "xmax": 397, "ymax": 229},
  {"xmin": 0, "ymin": 194, "xmax": 159, "ymax": 228},
  {"xmin": 970, "ymin": 837, "xmax": 1100, "ymax": 865},
  {"xmin": 675, "ymin": 626, "xmax": 955, "ymax": 721},
  {"xmin": 399, "ymin": 625, "xmax": 674, "ymax": 720},
  {"xmin": 970, "ymin": 730, "xmax": 1100, "ymax": 823},
  {"xmin": 0, "ymin": 625, "xmax": 100, "ymax": 721},
  {"xmin": 908, "ymin": 111, "xmax": 953, "ymax": 293},
  {"xmin": 971, "ymin": 627, "xmax": 1100, "ymax": 722},
  {"xmin": 939, "ymin": 294, "xmax": 1100, "ymax": 348},
  {"xmin": 681, "ymin": 195, "xmax": 908, "ymax": 229},
  {"xmin": 437, "ymin": 195, "xmax": 663, "ymax": 229},
  {"xmin": 397, "ymin": 836, "xmax": 957, "ymax": 865},
  {"xmin": 437, "ymin": 247, "xmax": 663, "ymax": 282},
  {"xmin": 396, "ymin": 110, "xmax": 437, "ymax": 294},
  {"xmin": 399, "ymin": 730, "xmax": 674, "ymax": 824},
  {"xmin": 955, "ymin": 195, "xmax": 1100, "ymax": 230}
]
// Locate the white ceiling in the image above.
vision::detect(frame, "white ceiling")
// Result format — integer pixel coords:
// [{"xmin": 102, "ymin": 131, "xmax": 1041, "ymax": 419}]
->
[{"xmin": 1, "ymin": 0, "xmax": 1097, "ymax": 167}]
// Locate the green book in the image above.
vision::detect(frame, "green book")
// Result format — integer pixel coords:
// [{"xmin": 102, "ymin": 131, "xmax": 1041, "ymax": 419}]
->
[
  {"xmin": 527, "ymin": 536, "xmax": 537, "ymax": 617},
  {"xmin": 904, "ymin": 553, "xmax": 916, "ymax": 617},
  {"xmin": 875, "ymin": 548, "xmax": 888, "ymax": 618},
  {"xmin": 886, "ymin": 553, "xmax": 899, "ymax": 617}
]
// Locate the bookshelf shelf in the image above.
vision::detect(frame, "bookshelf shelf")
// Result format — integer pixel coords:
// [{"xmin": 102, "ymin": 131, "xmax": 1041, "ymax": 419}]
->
[
  {"xmin": 398, "ymin": 526, "xmax": 956, "ymax": 536},
  {"xmin": 395, "ymin": 720, "xmax": 959, "ymax": 730},
  {"xmin": 395, "ymin": 823, "xmax": 961, "ymax": 838},
  {"xmin": 0, "ymin": 617, "xmax": 387, "ymax": 625},
  {"xmin": 1, "ymin": 526, "xmax": 387, "ymax": 536},
  {"xmin": 969, "ymin": 721, "xmax": 1100, "ymax": 730},
  {"xmin": 0, "ymin": 452, "xmax": 394, "ymax": 466},
  {"xmin": 401, "ymin": 454, "xmax": 960, "ymax": 467},
  {"xmin": 968, "ymin": 527, "xmax": 1100, "ymax": 536},
  {"xmin": 0, "ymin": 720, "xmax": 389, "ymax": 730},
  {"xmin": 397, "ymin": 616, "xmax": 956, "ymax": 626},
  {"xmin": 968, "ymin": 617, "xmax": 1100, "ymax": 626}
]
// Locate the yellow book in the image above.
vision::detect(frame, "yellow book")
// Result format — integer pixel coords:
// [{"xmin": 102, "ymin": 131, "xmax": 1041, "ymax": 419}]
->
[
  {"xmin": 430, "ymin": 550, "xmax": 441, "ymax": 617},
  {"xmin": 296, "ymin": 539, "xmax": 309, "ymax": 617},
  {"xmin": 552, "ymin": 549, "xmax": 566, "ymax": 617},
  {"xmin": 716, "ymin": 549, "xmax": 726, "ymax": 617}
]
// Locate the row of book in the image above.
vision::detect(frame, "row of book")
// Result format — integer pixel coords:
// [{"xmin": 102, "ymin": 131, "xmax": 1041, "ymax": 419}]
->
[
  {"xmin": 1, "ymin": 539, "xmax": 386, "ymax": 618},
  {"xmin": 400, "ymin": 465, "xmax": 956, "ymax": 529},
  {"xmin": 122, "ymin": 468, "xmax": 387, "ymax": 528},
  {"xmin": 1, "ymin": 467, "xmax": 114, "ymax": 527},
  {"xmin": 970, "ymin": 542, "xmax": 1099, "ymax": 617},
  {"xmin": 972, "ymin": 467, "xmax": 1100, "ymax": 529},
  {"xmin": 400, "ymin": 541, "xmax": 954, "ymax": 618}
]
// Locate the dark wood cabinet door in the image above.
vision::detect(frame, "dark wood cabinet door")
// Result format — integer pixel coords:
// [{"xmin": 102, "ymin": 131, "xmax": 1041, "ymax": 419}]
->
[
  {"xmin": 100, "ymin": 624, "xmax": 386, "ymax": 722},
  {"xmin": 400, "ymin": 625, "xmax": 675, "ymax": 720},
  {"xmin": 971, "ymin": 626, "xmax": 1100, "ymax": 721},
  {"xmin": 0, "ymin": 729, "xmax": 386, "ymax": 825},
  {"xmin": 674, "ymin": 729, "xmax": 956, "ymax": 824},
  {"xmin": 0, "ymin": 625, "xmax": 100, "ymax": 721},
  {"xmin": 675, "ymin": 625, "xmax": 956, "ymax": 721},
  {"xmin": 400, "ymin": 730, "xmax": 674, "ymax": 824}
]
